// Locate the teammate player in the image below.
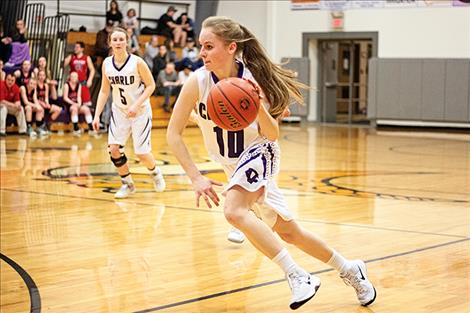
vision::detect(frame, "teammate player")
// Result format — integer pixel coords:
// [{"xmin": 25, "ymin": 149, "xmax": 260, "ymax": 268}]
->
[
  {"xmin": 64, "ymin": 41, "xmax": 95, "ymax": 107},
  {"xmin": 37, "ymin": 69, "xmax": 62, "ymax": 131},
  {"xmin": 63, "ymin": 71, "xmax": 93, "ymax": 136},
  {"xmin": 167, "ymin": 16, "xmax": 376, "ymax": 310},
  {"xmin": 92, "ymin": 27, "xmax": 165, "ymax": 199}
]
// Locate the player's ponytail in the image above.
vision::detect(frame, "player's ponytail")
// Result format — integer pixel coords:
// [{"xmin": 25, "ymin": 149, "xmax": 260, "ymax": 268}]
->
[{"xmin": 202, "ymin": 16, "xmax": 306, "ymax": 119}]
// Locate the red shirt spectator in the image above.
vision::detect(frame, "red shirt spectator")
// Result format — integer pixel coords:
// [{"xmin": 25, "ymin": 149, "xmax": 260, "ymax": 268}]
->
[{"xmin": 0, "ymin": 78, "xmax": 21, "ymax": 103}]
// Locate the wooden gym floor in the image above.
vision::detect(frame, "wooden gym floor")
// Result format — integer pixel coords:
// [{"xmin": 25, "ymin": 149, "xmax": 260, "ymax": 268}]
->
[{"xmin": 1, "ymin": 124, "xmax": 469, "ymax": 313}]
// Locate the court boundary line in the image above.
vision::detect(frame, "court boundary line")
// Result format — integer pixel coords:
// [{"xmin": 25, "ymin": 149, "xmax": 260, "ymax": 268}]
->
[
  {"xmin": 132, "ymin": 237, "xmax": 470, "ymax": 313},
  {"xmin": 0, "ymin": 253, "xmax": 41, "ymax": 313},
  {"xmin": 1, "ymin": 188, "xmax": 467, "ymax": 239}
]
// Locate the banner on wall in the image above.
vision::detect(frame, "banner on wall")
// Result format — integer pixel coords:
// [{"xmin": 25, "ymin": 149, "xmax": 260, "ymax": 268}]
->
[
  {"xmin": 290, "ymin": 0, "xmax": 465, "ymax": 10},
  {"xmin": 452, "ymin": 0, "xmax": 470, "ymax": 6}
]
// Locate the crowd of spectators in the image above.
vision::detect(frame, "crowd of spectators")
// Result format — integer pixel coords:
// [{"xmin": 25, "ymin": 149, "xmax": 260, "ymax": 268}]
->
[{"xmin": 0, "ymin": 2, "xmax": 201, "ymax": 137}]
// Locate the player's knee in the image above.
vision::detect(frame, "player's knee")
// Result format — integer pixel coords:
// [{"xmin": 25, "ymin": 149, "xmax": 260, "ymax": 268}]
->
[
  {"xmin": 108, "ymin": 145, "xmax": 127, "ymax": 167},
  {"xmin": 277, "ymin": 231, "xmax": 297, "ymax": 244},
  {"xmin": 223, "ymin": 206, "xmax": 245, "ymax": 227}
]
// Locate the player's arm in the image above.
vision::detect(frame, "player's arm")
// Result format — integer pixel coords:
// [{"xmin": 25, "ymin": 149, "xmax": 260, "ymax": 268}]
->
[
  {"xmin": 135, "ymin": 58, "xmax": 155, "ymax": 107},
  {"xmin": 92, "ymin": 63, "xmax": 111, "ymax": 130},
  {"xmin": 19, "ymin": 86, "xmax": 33, "ymax": 106},
  {"xmin": 44, "ymin": 84, "xmax": 50, "ymax": 106},
  {"xmin": 167, "ymin": 74, "xmax": 222, "ymax": 208},
  {"xmin": 86, "ymin": 56, "xmax": 95, "ymax": 87},
  {"xmin": 32, "ymin": 89, "xmax": 40, "ymax": 108},
  {"xmin": 77, "ymin": 84, "xmax": 82, "ymax": 106},
  {"xmin": 62, "ymin": 83, "xmax": 74, "ymax": 106},
  {"xmin": 63, "ymin": 55, "xmax": 71, "ymax": 68}
]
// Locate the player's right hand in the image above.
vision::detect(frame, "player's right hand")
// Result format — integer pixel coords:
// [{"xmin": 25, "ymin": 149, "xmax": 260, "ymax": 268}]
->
[
  {"xmin": 192, "ymin": 175, "xmax": 222, "ymax": 208},
  {"xmin": 92, "ymin": 118, "xmax": 100, "ymax": 132}
]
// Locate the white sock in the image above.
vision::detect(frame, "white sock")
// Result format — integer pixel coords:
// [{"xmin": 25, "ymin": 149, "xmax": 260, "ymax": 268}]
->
[
  {"xmin": 272, "ymin": 248, "xmax": 298, "ymax": 274},
  {"xmin": 121, "ymin": 174, "xmax": 134, "ymax": 185},
  {"xmin": 85, "ymin": 114, "xmax": 92, "ymax": 124},
  {"xmin": 327, "ymin": 250, "xmax": 350, "ymax": 274},
  {"xmin": 148, "ymin": 165, "xmax": 160, "ymax": 176},
  {"xmin": 71, "ymin": 115, "xmax": 78, "ymax": 123}
]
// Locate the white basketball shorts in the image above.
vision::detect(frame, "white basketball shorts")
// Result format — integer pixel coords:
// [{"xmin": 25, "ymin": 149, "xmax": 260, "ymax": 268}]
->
[
  {"xmin": 222, "ymin": 141, "xmax": 293, "ymax": 228},
  {"xmin": 108, "ymin": 104, "xmax": 153, "ymax": 155}
]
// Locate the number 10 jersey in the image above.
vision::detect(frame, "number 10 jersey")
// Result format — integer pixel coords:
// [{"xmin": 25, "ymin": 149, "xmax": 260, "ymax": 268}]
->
[
  {"xmin": 194, "ymin": 61, "xmax": 266, "ymax": 165},
  {"xmin": 103, "ymin": 54, "xmax": 151, "ymax": 116}
]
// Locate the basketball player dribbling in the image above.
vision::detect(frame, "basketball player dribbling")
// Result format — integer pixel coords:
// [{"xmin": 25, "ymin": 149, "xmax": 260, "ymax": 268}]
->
[
  {"xmin": 167, "ymin": 16, "xmax": 376, "ymax": 310},
  {"xmin": 92, "ymin": 27, "xmax": 166, "ymax": 199}
]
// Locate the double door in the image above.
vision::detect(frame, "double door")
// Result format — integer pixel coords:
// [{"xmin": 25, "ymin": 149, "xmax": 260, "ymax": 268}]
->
[{"xmin": 321, "ymin": 40, "xmax": 372, "ymax": 124}]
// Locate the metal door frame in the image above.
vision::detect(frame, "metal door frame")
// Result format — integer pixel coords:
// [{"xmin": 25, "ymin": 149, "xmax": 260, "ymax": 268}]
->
[{"xmin": 302, "ymin": 32, "xmax": 378, "ymax": 123}]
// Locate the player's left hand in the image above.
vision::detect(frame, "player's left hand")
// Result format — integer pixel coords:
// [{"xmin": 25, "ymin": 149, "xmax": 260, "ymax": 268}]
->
[
  {"xmin": 127, "ymin": 105, "xmax": 138, "ymax": 118},
  {"xmin": 86, "ymin": 80, "xmax": 92, "ymax": 88}
]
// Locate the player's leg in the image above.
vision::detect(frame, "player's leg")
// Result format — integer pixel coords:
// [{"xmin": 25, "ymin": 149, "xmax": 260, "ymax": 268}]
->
[
  {"xmin": 131, "ymin": 106, "xmax": 165, "ymax": 192},
  {"xmin": 108, "ymin": 108, "xmax": 134, "ymax": 198},
  {"xmin": 34, "ymin": 104, "xmax": 48, "ymax": 136},
  {"xmin": 268, "ymin": 182, "xmax": 377, "ymax": 307},
  {"xmin": 0, "ymin": 105, "xmax": 6, "ymax": 136},
  {"xmin": 222, "ymin": 165, "xmax": 246, "ymax": 244},
  {"xmin": 70, "ymin": 104, "xmax": 81, "ymax": 136},
  {"xmin": 24, "ymin": 105, "xmax": 36, "ymax": 137},
  {"xmin": 224, "ymin": 186, "xmax": 320, "ymax": 310},
  {"xmin": 273, "ymin": 217, "xmax": 376, "ymax": 306},
  {"xmin": 78, "ymin": 104, "xmax": 93, "ymax": 134},
  {"xmin": 49, "ymin": 104, "xmax": 62, "ymax": 122}
]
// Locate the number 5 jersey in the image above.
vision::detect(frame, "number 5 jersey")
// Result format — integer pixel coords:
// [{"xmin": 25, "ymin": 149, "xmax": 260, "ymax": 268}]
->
[{"xmin": 103, "ymin": 54, "xmax": 151, "ymax": 116}]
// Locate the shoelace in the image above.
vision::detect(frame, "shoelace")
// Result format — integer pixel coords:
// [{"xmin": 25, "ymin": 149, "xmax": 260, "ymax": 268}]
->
[
  {"xmin": 287, "ymin": 271, "xmax": 304, "ymax": 293},
  {"xmin": 341, "ymin": 272, "xmax": 367, "ymax": 296}
]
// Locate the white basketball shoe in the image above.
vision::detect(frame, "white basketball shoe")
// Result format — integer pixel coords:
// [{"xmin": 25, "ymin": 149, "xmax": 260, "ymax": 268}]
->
[
  {"xmin": 227, "ymin": 228, "xmax": 245, "ymax": 244},
  {"xmin": 114, "ymin": 182, "xmax": 136, "ymax": 199},
  {"xmin": 151, "ymin": 167, "xmax": 166, "ymax": 192},
  {"xmin": 286, "ymin": 267, "xmax": 321, "ymax": 310},
  {"xmin": 340, "ymin": 260, "xmax": 376, "ymax": 306}
]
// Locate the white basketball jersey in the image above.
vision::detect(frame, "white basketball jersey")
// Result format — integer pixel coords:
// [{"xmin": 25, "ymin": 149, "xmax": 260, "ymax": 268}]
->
[
  {"xmin": 103, "ymin": 54, "xmax": 150, "ymax": 115},
  {"xmin": 194, "ymin": 61, "xmax": 266, "ymax": 165}
]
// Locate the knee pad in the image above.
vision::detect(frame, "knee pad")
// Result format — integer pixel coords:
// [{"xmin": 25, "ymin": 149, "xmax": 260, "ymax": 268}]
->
[{"xmin": 109, "ymin": 145, "xmax": 127, "ymax": 167}]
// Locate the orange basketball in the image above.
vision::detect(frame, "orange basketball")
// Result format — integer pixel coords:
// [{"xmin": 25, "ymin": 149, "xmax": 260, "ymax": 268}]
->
[{"xmin": 207, "ymin": 77, "xmax": 260, "ymax": 131}]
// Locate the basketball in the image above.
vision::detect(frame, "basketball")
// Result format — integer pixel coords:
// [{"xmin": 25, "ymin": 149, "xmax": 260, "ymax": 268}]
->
[{"xmin": 207, "ymin": 77, "xmax": 261, "ymax": 131}]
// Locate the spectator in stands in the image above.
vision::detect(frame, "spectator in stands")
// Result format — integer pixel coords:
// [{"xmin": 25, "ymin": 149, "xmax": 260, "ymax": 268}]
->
[
  {"xmin": 34, "ymin": 56, "xmax": 58, "ymax": 101},
  {"xmin": 14, "ymin": 60, "xmax": 34, "ymax": 87},
  {"xmin": 20, "ymin": 78, "xmax": 47, "ymax": 137},
  {"xmin": 144, "ymin": 35, "xmax": 159, "ymax": 70},
  {"xmin": 63, "ymin": 72, "xmax": 93, "ymax": 136},
  {"xmin": 123, "ymin": 8, "xmax": 139, "ymax": 35},
  {"xmin": 164, "ymin": 38, "xmax": 178, "ymax": 62},
  {"xmin": 156, "ymin": 62, "xmax": 181, "ymax": 112},
  {"xmin": 106, "ymin": 0, "xmax": 123, "ymax": 27},
  {"xmin": 177, "ymin": 37, "xmax": 203, "ymax": 71},
  {"xmin": 126, "ymin": 27, "xmax": 140, "ymax": 56},
  {"xmin": 156, "ymin": 6, "xmax": 186, "ymax": 48},
  {"xmin": 37, "ymin": 70, "xmax": 62, "ymax": 131},
  {"xmin": 0, "ymin": 60, "xmax": 5, "ymax": 81},
  {"xmin": 0, "ymin": 73, "xmax": 27, "ymax": 136},
  {"xmin": 176, "ymin": 13, "xmax": 195, "ymax": 40},
  {"xmin": 4, "ymin": 19, "xmax": 30, "ymax": 68},
  {"xmin": 152, "ymin": 44, "xmax": 174, "ymax": 83},
  {"xmin": 178, "ymin": 64, "xmax": 193, "ymax": 85},
  {"xmin": 64, "ymin": 41, "xmax": 95, "ymax": 108},
  {"xmin": 95, "ymin": 21, "xmax": 114, "ymax": 59},
  {"xmin": 0, "ymin": 17, "xmax": 10, "ymax": 62}
]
